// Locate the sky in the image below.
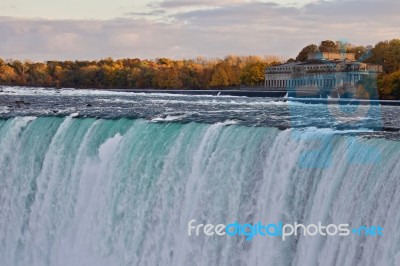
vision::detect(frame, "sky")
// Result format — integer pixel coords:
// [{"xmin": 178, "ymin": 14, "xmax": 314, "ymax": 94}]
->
[{"xmin": 0, "ymin": 0, "xmax": 399, "ymax": 61}]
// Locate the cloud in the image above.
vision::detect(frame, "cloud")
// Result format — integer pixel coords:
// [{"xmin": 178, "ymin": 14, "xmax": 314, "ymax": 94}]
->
[
  {"xmin": 124, "ymin": 10, "xmax": 166, "ymax": 17},
  {"xmin": 0, "ymin": 0, "xmax": 399, "ymax": 61},
  {"xmin": 159, "ymin": 0, "xmax": 248, "ymax": 9},
  {"xmin": 0, "ymin": 17, "xmax": 181, "ymax": 60}
]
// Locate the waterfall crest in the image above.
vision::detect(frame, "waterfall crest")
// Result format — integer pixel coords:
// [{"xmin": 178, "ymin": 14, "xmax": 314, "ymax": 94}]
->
[{"xmin": 0, "ymin": 117, "xmax": 399, "ymax": 266}]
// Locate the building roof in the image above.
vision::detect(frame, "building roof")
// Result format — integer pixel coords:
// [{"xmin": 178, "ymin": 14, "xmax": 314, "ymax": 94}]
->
[{"xmin": 307, "ymin": 52, "xmax": 356, "ymax": 61}]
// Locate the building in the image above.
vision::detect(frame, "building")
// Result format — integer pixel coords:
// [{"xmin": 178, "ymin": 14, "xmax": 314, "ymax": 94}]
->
[{"xmin": 264, "ymin": 52, "xmax": 383, "ymax": 97}]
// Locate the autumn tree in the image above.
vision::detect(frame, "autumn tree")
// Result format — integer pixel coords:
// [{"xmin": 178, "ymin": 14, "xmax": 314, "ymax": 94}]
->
[
  {"xmin": 153, "ymin": 67, "xmax": 183, "ymax": 89},
  {"xmin": 377, "ymin": 71, "xmax": 400, "ymax": 96},
  {"xmin": 319, "ymin": 40, "xmax": 339, "ymax": 52},
  {"xmin": 25, "ymin": 63, "xmax": 52, "ymax": 86},
  {"xmin": 0, "ymin": 65, "xmax": 18, "ymax": 84},
  {"xmin": 240, "ymin": 62, "xmax": 266, "ymax": 86},
  {"xmin": 77, "ymin": 65, "xmax": 100, "ymax": 87},
  {"xmin": 367, "ymin": 39, "xmax": 400, "ymax": 74},
  {"xmin": 296, "ymin": 44, "xmax": 318, "ymax": 62},
  {"xmin": 179, "ymin": 60, "xmax": 203, "ymax": 89},
  {"xmin": 210, "ymin": 63, "xmax": 229, "ymax": 87},
  {"xmin": 3, "ymin": 40, "xmax": 399, "ymax": 97}
]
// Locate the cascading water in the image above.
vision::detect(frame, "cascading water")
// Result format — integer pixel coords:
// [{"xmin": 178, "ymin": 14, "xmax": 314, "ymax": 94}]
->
[{"xmin": 0, "ymin": 116, "xmax": 399, "ymax": 266}]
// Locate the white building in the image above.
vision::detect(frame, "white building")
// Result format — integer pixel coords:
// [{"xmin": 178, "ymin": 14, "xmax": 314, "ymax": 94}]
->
[{"xmin": 264, "ymin": 52, "xmax": 382, "ymax": 97}]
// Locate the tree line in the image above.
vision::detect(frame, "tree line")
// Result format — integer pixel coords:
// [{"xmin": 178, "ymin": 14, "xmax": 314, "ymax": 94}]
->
[
  {"xmin": 0, "ymin": 39, "xmax": 399, "ymax": 98},
  {"xmin": 0, "ymin": 55, "xmax": 281, "ymax": 90}
]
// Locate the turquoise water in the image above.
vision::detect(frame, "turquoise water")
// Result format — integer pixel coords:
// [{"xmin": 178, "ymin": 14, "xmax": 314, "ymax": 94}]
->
[{"xmin": 0, "ymin": 116, "xmax": 399, "ymax": 266}]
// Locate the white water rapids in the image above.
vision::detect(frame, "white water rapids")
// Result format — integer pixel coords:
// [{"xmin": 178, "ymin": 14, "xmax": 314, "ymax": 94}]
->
[{"xmin": 0, "ymin": 116, "xmax": 399, "ymax": 266}]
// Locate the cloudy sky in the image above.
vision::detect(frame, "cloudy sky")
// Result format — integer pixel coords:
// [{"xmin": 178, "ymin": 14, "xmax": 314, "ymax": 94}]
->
[{"xmin": 0, "ymin": 0, "xmax": 399, "ymax": 61}]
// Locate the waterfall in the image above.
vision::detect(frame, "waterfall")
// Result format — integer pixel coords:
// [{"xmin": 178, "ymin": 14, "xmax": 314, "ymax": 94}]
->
[{"xmin": 0, "ymin": 116, "xmax": 399, "ymax": 266}]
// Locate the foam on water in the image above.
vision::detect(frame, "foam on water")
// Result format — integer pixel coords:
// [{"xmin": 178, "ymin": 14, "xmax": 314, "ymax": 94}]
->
[{"xmin": 0, "ymin": 117, "xmax": 399, "ymax": 266}]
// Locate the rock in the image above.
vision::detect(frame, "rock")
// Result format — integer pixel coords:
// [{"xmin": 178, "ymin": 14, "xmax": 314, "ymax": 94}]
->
[{"xmin": 15, "ymin": 100, "xmax": 30, "ymax": 108}]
